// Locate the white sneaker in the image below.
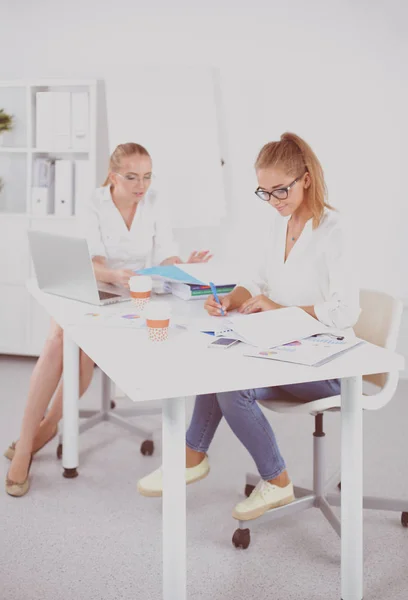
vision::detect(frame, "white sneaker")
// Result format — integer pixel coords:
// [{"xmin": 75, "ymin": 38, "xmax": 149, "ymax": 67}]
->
[
  {"xmin": 137, "ymin": 456, "xmax": 210, "ymax": 497},
  {"xmin": 232, "ymin": 479, "xmax": 295, "ymax": 521}
]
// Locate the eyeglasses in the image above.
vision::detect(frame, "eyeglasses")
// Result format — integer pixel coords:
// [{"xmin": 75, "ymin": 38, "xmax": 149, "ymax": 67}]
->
[
  {"xmin": 255, "ymin": 174, "xmax": 304, "ymax": 202},
  {"xmin": 114, "ymin": 172, "xmax": 152, "ymax": 183}
]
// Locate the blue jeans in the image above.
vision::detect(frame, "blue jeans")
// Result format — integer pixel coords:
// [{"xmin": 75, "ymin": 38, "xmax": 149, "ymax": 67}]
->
[{"xmin": 186, "ymin": 380, "xmax": 340, "ymax": 480}]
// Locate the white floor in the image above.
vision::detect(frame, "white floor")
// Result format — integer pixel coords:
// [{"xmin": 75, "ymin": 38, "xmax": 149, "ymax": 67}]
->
[{"xmin": 1, "ymin": 354, "xmax": 407, "ymax": 600}]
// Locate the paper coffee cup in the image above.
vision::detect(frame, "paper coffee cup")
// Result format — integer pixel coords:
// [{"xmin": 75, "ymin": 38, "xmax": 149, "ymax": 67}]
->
[
  {"xmin": 129, "ymin": 275, "xmax": 152, "ymax": 313},
  {"xmin": 145, "ymin": 301, "xmax": 171, "ymax": 342}
]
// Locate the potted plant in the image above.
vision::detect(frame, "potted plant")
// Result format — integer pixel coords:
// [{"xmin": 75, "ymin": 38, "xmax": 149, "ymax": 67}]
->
[{"xmin": 0, "ymin": 109, "xmax": 14, "ymax": 145}]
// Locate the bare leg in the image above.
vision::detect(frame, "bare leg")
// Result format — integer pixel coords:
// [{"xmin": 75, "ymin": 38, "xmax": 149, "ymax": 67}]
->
[
  {"xmin": 39, "ymin": 349, "xmax": 95, "ymax": 431},
  {"xmin": 7, "ymin": 321, "xmax": 94, "ymax": 484}
]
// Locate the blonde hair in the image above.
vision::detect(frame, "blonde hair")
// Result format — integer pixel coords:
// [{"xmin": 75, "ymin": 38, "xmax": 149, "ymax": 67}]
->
[
  {"xmin": 103, "ymin": 143, "xmax": 151, "ymax": 186},
  {"xmin": 255, "ymin": 132, "xmax": 333, "ymax": 228}
]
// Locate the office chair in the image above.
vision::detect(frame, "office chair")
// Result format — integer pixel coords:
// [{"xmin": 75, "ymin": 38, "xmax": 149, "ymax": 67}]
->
[
  {"xmin": 56, "ymin": 369, "xmax": 161, "ymax": 460},
  {"xmin": 232, "ymin": 289, "xmax": 407, "ymax": 549}
]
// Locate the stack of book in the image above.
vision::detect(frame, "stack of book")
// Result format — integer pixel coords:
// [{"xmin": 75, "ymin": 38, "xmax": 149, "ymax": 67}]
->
[{"xmin": 171, "ymin": 282, "xmax": 235, "ymax": 301}]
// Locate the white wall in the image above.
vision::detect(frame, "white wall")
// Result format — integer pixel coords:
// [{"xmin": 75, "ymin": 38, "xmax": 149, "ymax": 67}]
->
[
  {"xmin": 2, "ymin": 0, "xmax": 407, "ymax": 293},
  {"xmin": 1, "ymin": 1, "xmax": 408, "ymax": 284}
]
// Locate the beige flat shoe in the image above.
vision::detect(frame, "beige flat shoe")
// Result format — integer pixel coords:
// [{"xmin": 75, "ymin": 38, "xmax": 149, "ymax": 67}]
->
[
  {"xmin": 232, "ymin": 479, "xmax": 295, "ymax": 521},
  {"xmin": 5, "ymin": 457, "xmax": 33, "ymax": 498},
  {"xmin": 4, "ymin": 427, "xmax": 58, "ymax": 461},
  {"xmin": 137, "ymin": 456, "xmax": 210, "ymax": 498}
]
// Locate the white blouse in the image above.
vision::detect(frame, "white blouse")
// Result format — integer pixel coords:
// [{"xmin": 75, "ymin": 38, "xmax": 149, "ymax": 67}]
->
[
  {"xmin": 239, "ymin": 208, "xmax": 361, "ymax": 330},
  {"xmin": 79, "ymin": 186, "xmax": 178, "ymax": 271}
]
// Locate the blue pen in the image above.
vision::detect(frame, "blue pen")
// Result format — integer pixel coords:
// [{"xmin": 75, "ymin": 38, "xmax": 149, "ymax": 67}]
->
[{"xmin": 209, "ymin": 281, "xmax": 225, "ymax": 316}]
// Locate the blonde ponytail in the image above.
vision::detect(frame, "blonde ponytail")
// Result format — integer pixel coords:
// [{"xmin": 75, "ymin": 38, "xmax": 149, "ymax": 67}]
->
[{"xmin": 255, "ymin": 132, "xmax": 333, "ymax": 228}]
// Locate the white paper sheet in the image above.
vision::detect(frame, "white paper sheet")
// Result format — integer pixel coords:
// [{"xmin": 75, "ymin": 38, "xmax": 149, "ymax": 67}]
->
[
  {"xmin": 229, "ymin": 307, "xmax": 330, "ymax": 349},
  {"xmin": 245, "ymin": 334, "xmax": 363, "ymax": 367}
]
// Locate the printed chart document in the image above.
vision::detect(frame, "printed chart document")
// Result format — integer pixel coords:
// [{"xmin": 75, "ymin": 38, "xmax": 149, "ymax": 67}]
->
[
  {"xmin": 73, "ymin": 310, "xmax": 187, "ymax": 330},
  {"xmin": 245, "ymin": 334, "xmax": 363, "ymax": 367}
]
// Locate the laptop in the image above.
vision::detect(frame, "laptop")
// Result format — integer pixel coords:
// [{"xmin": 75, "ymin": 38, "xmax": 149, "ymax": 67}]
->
[{"xmin": 28, "ymin": 230, "xmax": 131, "ymax": 305}]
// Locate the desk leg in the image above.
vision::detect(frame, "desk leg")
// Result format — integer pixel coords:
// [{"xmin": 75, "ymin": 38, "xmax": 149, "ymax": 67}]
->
[
  {"xmin": 62, "ymin": 333, "xmax": 79, "ymax": 479},
  {"xmin": 162, "ymin": 397, "xmax": 186, "ymax": 600},
  {"xmin": 341, "ymin": 376, "xmax": 363, "ymax": 600}
]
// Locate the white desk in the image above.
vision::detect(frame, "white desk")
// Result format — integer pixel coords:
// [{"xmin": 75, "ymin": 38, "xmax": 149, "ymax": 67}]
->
[{"xmin": 27, "ymin": 280, "xmax": 404, "ymax": 600}]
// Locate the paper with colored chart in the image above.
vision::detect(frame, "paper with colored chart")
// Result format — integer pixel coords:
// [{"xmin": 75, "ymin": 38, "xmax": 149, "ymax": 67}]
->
[
  {"xmin": 244, "ymin": 334, "xmax": 363, "ymax": 367},
  {"xmin": 74, "ymin": 311, "xmax": 187, "ymax": 330},
  {"xmin": 75, "ymin": 311, "xmax": 148, "ymax": 328}
]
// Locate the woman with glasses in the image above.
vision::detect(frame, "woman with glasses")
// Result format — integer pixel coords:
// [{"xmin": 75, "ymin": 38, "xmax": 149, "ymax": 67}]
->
[
  {"xmin": 5, "ymin": 142, "xmax": 211, "ymax": 497},
  {"xmin": 138, "ymin": 133, "xmax": 360, "ymax": 522}
]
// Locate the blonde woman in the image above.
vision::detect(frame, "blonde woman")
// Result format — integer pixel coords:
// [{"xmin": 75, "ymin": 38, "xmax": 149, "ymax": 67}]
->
[
  {"xmin": 138, "ymin": 133, "xmax": 360, "ymax": 521},
  {"xmin": 5, "ymin": 142, "xmax": 211, "ymax": 497}
]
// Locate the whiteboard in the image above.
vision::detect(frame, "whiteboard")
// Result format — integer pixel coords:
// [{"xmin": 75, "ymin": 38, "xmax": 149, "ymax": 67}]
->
[{"xmin": 105, "ymin": 67, "xmax": 225, "ymax": 228}]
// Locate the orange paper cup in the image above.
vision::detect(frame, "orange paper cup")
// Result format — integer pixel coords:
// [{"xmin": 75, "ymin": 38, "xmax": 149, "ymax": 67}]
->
[
  {"xmin": 130, "ymin": 290, "xmax": 151, "ymax": 313},
  {"xmin": 146, "ymin": 318, "xmax": 170, "ymax": 342},
  {"xmin": 130, "ymin": 290, "xmax": 151, "ymax": 300}
]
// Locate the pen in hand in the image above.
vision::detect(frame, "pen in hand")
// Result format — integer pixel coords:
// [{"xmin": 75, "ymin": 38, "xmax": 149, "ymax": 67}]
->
[{"xmin": 209, "ymin": 281, "xmax": 225, "ymax": 316}]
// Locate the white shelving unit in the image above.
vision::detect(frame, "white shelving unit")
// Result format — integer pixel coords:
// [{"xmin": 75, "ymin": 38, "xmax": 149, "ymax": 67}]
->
[{"xmin": 0, "ymin": 79, "xmax": 108, "ymax": 356}]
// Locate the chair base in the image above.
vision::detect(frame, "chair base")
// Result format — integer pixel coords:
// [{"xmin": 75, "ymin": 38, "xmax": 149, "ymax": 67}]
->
[
  {"xmin": 57, "ymin": 405, "xmax": 162, "ymax": 460},
  {"xmin": 233, "ymin": 473, "xmax": 408, "ymax": 549}
]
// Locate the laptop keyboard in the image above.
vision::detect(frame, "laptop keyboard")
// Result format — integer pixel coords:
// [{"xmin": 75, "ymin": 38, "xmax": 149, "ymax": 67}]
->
[{"xmin": 98, "ymin": 290, "xmax": 121, "ymax": 300}]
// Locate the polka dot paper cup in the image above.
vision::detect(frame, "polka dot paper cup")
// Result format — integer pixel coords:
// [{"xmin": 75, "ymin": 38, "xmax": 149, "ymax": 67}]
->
[
  {"xmin": 145, "ymin": 301, "xmax": 171, "ymax": 343},
  {"xmin": 129, "ymin": 275, "xmax": 152, "ymax": 315}
]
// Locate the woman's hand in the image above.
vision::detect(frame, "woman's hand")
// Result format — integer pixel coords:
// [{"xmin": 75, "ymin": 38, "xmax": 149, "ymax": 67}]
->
[
  {"xmin": 239, "ymin": 295, "xmax": 282, "ymax": 314},
  {"xmin": 111, "ymin": 268, "xmax": 135, "ymax": 288},
  {"xmin": 204, "ymin": 294, "xmax": 232, "ymax": 316},
  {"xmin": 160, "ymin": 256, "xmax": 182, "ymax": 266},
  {"xmin": 161, "ymin": 251, "xmax": 213, "ymax": 266},
  {"xmin": 187, "ymin": 250, "xmax": 213, "ymax": 263}
]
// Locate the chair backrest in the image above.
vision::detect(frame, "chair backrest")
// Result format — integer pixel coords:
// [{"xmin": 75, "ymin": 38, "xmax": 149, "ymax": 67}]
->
[{"xmin": 354, "ymin": 289, "xmax": 403, "ymax": 387}]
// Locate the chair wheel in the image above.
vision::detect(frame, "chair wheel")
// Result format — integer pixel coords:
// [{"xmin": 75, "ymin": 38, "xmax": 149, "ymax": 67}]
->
[
  {"xmin": 232, "ymin": 528, "xmax": 251, "ymax": 549},
  {"xmin": 140, "ymin": 440, "xmax": 154, "ymax": 456},
  {"xmin": 56, "ymin": 443, "xmax": 63, "ymax": 460},
  {"xmin": 337, "ymin": 482, "xmax": 341, "ymax": 491},
  {"xmin": 245, "ymin": 484, "xmax": 255, "ymax": 498},
  {"xmin": 110, "ymin": 400, "xmax": 116, "ymax": 409},
  {"xmin": 401, "ymin": 512, "xmax": 408, "ymax": 528}
]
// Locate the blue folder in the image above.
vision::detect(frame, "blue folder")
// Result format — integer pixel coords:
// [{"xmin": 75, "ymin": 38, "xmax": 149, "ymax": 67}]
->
[{"xmin": 135, "ymin": 265, "xmax": 205, "ymax": 285}]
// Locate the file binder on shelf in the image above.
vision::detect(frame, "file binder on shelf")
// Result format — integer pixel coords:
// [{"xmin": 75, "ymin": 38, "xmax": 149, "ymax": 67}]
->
[
  {"xmin": 71, "ymin": 92, "xmax": 89, "ymax": 151},
  {"xmin": 31, "ymin": 187, "xmax": 54, "ymax": 216},
  {"xmin": 54, "ymin": 160, "xmax": 73, "ymax": 217},
  {"xmin": 74, "ymin": 159, "xmax": 92, "ymax": 215},
  {"xmin": 53, "ymin": 92, "xmax": 71, "ymax": 150},
  {"xmin": 35, "ymin": 92, "xmax": 54, "ymax": 149},
  {"xmin": 31, "ymin": 158, "xmax": 55, "ymax": 215},
  {"xmin": 35, "ymin": 91, "xmax": 71, "ymax": 150}
]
